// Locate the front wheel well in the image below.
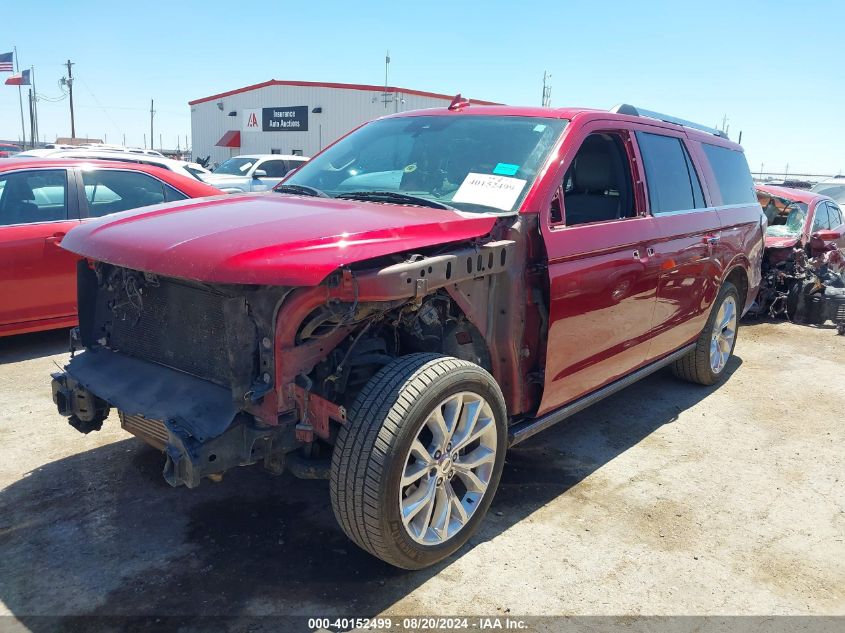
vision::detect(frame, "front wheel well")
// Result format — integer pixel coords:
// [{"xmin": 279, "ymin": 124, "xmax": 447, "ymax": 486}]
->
[{"xmin": 725, "ymin": 266, "xmax": 749, "ymax": 312}]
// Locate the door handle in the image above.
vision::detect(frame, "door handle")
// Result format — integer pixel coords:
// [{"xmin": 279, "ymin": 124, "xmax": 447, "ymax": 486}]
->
[{"xmin": 45, "ymin": 233, "xmax": 66, "ymax": 245}]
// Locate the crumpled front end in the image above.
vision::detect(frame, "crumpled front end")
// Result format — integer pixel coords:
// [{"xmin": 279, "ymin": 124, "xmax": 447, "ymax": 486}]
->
[{"xmin": 51, "ymin": 260, "xmax": 296, "ymax": 487}]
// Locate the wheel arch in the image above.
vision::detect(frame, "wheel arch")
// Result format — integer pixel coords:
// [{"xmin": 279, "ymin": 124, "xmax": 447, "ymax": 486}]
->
[{"xmin": 723, "ymin": 261, "xmax": 750, "ymax": 312}]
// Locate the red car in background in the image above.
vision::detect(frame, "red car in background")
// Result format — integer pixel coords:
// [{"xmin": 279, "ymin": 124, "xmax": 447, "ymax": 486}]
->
[
  {"xmin": 0, "ymin": 144, "xmax": 22, "ymax": 158},
  {"xmin": 757, "ymin": 184, "xmax": 845, "ymax": 262},
  {"xmin": 0, "ymin": 159, "xmax": 222, "ymax": 336},
  {"xmin": 753, "ymin": 184, "xmax": 845, "ymax": 318}
]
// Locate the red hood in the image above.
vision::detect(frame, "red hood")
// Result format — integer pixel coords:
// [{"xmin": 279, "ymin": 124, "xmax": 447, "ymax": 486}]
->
[
  {"xmin": 764, "ymin": 235, "xmax": 801, "ymax": 250},
  {"xmin": 61, "ymin": 193, "xmax": 497, "ymax": 285}
]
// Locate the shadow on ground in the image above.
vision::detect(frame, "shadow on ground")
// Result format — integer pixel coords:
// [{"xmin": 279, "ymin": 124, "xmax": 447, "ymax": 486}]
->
[
  {"xmin": 0, "ymin": 329, "xmax": 70, "ymax": 365},
  {"xmin": 0, "ymin": 353, "xmax": 741, "ymax": 626},
  {"xmin": 741, "ymin": 314, "xmax": 839, "ymax": 331}
]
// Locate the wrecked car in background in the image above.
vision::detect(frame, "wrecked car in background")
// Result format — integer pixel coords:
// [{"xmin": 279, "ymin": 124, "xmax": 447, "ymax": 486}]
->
[{"xmin": 751, "ymin": 184, "xmax": 845, "ymax": 331}]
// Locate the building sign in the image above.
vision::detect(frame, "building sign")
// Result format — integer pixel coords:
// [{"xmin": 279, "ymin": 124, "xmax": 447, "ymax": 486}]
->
[
  {"xmin": 243, "ymin": 106, "xmax": 307, "ymax": 132},
  {"xmin": 262, "ymin": 106, "xmax": 308, "ymax": 132},
  {"xmin": 243, "ymin": 108, "xmax": 261, "ymax": 133}
]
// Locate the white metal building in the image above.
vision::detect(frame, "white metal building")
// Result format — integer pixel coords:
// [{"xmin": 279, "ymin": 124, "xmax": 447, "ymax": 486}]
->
[{"xmin": 189, "ymin": 80, "xmax": 496, "ymax": 165}]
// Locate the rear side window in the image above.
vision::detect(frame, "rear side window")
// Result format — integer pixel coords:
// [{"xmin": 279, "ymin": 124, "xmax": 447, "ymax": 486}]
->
[
  {"xmin": 702, "ymin": 144, "xmax": 757, "ymax": 205},
  {"xmin": 0, "ymin": 169, "xmax": 68, "ymax": 226},
  {"xmin": 812, "ymin": 202, "xmax": 832, "ymax": 231},
  {"xmin": 82, "ymin": 170, "xmax": 172, "ymax": 217},
  {"xmin": 636, "ymin": 132, "xmax": 705, "ymax": 214}
]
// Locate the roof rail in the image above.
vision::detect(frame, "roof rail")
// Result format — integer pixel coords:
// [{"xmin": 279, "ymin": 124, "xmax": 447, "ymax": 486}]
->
[{"xmin": 610, "ymin": 103, "xmax": 729, "ymax": 139}]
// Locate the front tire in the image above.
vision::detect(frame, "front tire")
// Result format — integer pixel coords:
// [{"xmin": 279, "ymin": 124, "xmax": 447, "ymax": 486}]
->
[
  {"xmin": 330, "ymin": 353, "xmax": 507, "ymax": 569},
  {"xmin": 672, "ymin": 282, "xmax": 740, "ymax": 386}
]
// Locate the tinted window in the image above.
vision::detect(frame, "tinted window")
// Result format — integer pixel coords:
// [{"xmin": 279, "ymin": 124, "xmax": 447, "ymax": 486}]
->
[
  {"xmin": 701, "ymin": 143, "xmax": 757, "ymax": 205},
  {"xmin": 163, "ymin": 184, "xmax": 188, "ymax": 202},
  {"xmin": 636, "ymin": 132, "xmax": 705, "ymax": 213},
  {"xmin": 812, "ymin": 203, "xmax": 831, "ymax": 231},
  {"xmin": 258, "ymin": 160, "xmax": 289, "ymax": 178},
  {"xmin": 82, "ymin": 170, "xmax": 167, "ymax": 217},
  {"xmin": 0, "ymin": 169, "xmax": 68, "ymax": 226}
]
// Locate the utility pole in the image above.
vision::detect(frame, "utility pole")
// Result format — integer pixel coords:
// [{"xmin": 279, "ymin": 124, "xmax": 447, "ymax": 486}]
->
[
  {"xmin": 64, "ymin": 60, "xmax": 75, "ymax": 139},
  {"xmin": 383, "ymin": 51, "xmax": 390, "ymax": 109},
  {"xmin": 541, "ymin": 71, "xmax": 552, "ymax": 107},
  {"xmin": 28, "ymin": 88, "xmax": 35, "ymax": 149},
  {"xmin": 13, "ymin": 47, "xmax": 26, "ymax": 148},
  {"xmin": 159, "ymin": 133, "xmax": 162, "ymax": 153},
  {"xmin": 150, "ymin": 99, "xmax": 155, "ymax": 152}
]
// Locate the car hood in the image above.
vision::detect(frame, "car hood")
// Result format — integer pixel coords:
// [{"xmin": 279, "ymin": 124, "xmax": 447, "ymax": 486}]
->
[
  {"xmin": 199, "ymin": 173, "xmax": 250, "ymax": 185},
  {"xmin": 764, "ymin": 235, "xmax": 801, "ymax": 250},
  {"xmin": 61, "ymin": 193, "xmax": 497, "ymax": 285}
]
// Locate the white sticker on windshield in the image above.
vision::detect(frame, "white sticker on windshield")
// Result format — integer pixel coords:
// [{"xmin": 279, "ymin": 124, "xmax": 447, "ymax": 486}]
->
[{"xmin": 452, "ymin": 173, "xmax": 527, "ymax": 211}]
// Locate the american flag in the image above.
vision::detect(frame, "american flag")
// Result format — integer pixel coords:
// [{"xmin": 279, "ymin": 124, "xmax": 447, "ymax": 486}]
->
[{"xmin": 0, "ymin": 52, "xmax": 13, "ymax": 72}]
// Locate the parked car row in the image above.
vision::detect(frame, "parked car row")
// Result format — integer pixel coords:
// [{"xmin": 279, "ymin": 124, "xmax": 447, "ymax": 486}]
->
[{"xmin": 48, "ymin": 102, "xmax": 765, "ymax": 570}]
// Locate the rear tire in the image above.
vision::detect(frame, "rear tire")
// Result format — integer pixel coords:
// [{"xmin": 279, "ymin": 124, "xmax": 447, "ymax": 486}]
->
[
  {"xmin": 672, "ymin": 282, "xmax": 740, "ymax": 386},
  {"xmin": 330, "ymin": 353, "xmax": 507, "ymax": 569}
]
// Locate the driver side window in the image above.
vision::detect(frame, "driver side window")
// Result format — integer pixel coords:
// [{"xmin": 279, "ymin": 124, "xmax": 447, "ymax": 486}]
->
[{"xmin": 551, "ymin": 132, "xmax": 636, "ymax": 226}]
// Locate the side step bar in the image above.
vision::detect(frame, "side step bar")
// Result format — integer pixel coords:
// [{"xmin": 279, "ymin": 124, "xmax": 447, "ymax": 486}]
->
[{"xmin": 508, "ymin": 343, "xmax": 696, "ymax": 447}]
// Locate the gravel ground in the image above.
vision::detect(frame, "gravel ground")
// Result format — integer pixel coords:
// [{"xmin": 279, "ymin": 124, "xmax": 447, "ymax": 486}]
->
[{"xmin": 0, "ymin": 320, "xmax": 843, "ymax": 627}]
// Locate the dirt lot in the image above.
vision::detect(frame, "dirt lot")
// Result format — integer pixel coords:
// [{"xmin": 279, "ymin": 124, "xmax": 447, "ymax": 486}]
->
[{"xmin": 0, "ymin": 320, "xmax": 843, "ymax": 626}]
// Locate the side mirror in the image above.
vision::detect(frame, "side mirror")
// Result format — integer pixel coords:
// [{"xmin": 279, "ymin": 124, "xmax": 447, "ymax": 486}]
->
[
  {"xmin": 253, "ymin": 169, "xmax": 267, "ymax": 178},
  {"xmin": 812, "ymin": 228, "xmax": 843, "ymax": 241}
]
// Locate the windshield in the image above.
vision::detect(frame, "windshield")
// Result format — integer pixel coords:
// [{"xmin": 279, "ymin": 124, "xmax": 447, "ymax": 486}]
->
[
  {"xmin": 758, "ymin": 191, "xmax": 808, "ymax": 237},
  {"xmin": 185, "ymin": 165, "xmax": 209, "ymax": 180},
  {"xmin": 213, "ymin": 157, "xmax": 257, "ymax": 175},
  {"xmin": 810, "ymin": 183, "xmax": 845, "ymax": 205},
  {"xmin": 283, "ymin": 115, "xmax": 568, "ymax": 213}
]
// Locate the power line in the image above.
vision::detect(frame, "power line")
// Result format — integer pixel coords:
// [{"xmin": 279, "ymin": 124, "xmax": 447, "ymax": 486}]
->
[{"xmin": 75, "ymin": 76, "xmax": 124, "ymax": 137}]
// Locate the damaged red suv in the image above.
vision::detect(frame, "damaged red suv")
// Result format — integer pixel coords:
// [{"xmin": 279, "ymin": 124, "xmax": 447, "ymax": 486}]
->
[{"xmin": 51, "ymin": 103, "xmax": 763, "ymax": 569}]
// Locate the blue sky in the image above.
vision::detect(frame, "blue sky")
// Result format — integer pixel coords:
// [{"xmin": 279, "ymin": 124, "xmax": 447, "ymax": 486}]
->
[{"xmin": 1, "ymin": 0, "xmax": 842, "ymax": 175}]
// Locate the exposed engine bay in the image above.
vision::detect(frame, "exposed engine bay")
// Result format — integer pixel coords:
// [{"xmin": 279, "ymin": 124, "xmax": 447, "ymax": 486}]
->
[{"xmin": 51, "ymin": 218, "xmax": 542, "ymax": 488}]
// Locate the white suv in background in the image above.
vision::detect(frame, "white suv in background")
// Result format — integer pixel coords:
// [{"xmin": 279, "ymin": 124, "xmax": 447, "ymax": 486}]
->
[
  {"xmin": 202, "ymin": 154, "xmax": 309, "ymax": 193},
  {"xmin": 811, "ymin": 176, "xmax": 845, "ymax": 205}
]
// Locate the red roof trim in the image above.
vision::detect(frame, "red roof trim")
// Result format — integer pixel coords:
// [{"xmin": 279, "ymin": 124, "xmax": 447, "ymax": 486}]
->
[
  {"xmin": 215, "ymin": 130, "xmax": 241, "ymax": 148},
  {"xmin": 189, "ymin": 79, "xmax": 499, "ymax": 106}
]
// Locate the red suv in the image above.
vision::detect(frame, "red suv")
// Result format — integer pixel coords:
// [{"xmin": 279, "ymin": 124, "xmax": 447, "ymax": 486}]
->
[{"xmin": 51, "ymin": 103, "xmax": 763, "ymax": 569}]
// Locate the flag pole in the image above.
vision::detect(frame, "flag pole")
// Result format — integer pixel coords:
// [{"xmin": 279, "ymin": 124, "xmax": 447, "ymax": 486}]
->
[{"xmin": 13, "ymin": 47, "xmax": 26, "ymax": 148}]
